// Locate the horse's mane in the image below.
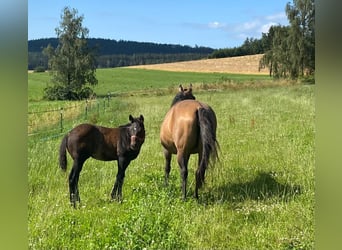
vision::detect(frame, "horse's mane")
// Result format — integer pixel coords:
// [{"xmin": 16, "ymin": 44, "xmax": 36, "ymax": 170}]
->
[
  {"xmin": 119, "ymin": 122, "xmax": 131, "ymax": 128},
  {"xmin": 171, "ymin": 85, "xmax": 196, "ymax": 106}
]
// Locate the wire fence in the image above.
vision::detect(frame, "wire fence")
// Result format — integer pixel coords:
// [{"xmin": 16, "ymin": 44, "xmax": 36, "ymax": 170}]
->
[{"xmin": 28, "ymin": 95, "xmax": 112, "ymax": 141}]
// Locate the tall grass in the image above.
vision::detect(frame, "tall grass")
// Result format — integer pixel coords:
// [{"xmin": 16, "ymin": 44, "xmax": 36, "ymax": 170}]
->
[{"xmin": 28, "ymin": 82, "xmax": 314, "ymax": 249}]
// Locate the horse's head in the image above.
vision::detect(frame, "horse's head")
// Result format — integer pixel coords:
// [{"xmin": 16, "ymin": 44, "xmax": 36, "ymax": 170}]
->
[
  {"xmin": 171, "ymin": 84, "xmax": 196, "ymax": 106},
  {"xmin": 128, "ymin": 114, "xmax": 145, "ymax": 150}
]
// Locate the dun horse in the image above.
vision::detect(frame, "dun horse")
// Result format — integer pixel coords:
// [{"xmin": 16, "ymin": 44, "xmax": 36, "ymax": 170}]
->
[
  {"xmin": 59, "ymin": 115, "xmax": 145, "ymax": 207},
  {"xmin": 160, "ymin": 85, "xmax": 219, "ymax": 200}
]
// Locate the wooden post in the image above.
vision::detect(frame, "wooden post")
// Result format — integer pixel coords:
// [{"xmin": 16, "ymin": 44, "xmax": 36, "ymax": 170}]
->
[
  {"xmin": 60, "ymin": 107, "xmax": 63, "ymax": 132},
  {"xmin": 85, "ymin": 100, "xmax": 88, "ymax": 119}
]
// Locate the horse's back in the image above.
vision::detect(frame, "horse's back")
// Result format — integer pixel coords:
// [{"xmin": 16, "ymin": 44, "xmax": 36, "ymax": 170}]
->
[{"xmin": 160, "ymin": 100, "xmax": 206, "ymax": 154}]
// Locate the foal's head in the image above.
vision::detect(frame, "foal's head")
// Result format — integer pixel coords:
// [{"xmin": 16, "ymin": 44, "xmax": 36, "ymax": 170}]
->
[
  {"xmin": 171, "ymin": 84, "xmax": 196, "ymax": 106},
  {"xmin": 128, "ymin": 114, "xmax": 145, "ymax": 150}
]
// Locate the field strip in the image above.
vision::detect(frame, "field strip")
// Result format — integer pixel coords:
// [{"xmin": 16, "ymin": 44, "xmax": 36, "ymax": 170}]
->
[{"xmin": 127, "ymin": 54, "xmax": 269, "ymax": 74}]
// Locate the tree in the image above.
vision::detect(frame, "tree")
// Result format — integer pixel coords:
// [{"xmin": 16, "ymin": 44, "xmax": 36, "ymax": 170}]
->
[
  {"xmin": 43, "ymin": 7, "xmax": 97, "ymax": 100},
  {"xmin": 260, "ymin": 0, "xmax": 315, "ymax": 79},
  {"xmin": 286, "ymin": 0, "xmax": 315, "ymax": 77},
  {"xmin": 259, "ymin": 25, "xmax": 291, "ymax": 78}
]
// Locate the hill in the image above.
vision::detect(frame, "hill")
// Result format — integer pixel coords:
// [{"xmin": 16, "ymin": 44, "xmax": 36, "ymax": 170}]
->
[
  {"xmin": 128, "ymin": 54, "xmax": 269, "ymax": 75},
  {"xmin": 28, "ymin": 38, "xmax": 214, "ymax": 56},
  {"xmin": 28, "ymin": 38, "xmax": 214, "ymax": 69}
]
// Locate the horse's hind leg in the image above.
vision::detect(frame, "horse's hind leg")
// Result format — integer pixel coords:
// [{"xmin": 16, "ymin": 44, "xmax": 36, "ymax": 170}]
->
[
  {"xmin": 195, "ymin": 152, "xmax": 203, "ymax": 200},
  {"xmin": 177, "ymin": 152, "xmax": 189, "ymax": 201},
  {"xmin": 163, "ymin": 149, "xmax": 172, "ymax": 186},
  {"xmin": 69, "ymin": 158, "xmax": 85, "ymax": 208}
]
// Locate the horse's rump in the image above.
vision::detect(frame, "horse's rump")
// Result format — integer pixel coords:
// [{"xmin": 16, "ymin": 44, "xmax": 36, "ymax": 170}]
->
[{"xmin": 160, "ymin": 100, "xmax": 208, "ymax": 153}]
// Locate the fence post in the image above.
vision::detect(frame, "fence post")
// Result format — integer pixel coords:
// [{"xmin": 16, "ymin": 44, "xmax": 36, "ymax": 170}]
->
[
  {"xmin": 85, "ymin": 100, "xmax": 88, "ymax": 119},
  {"xmin": 107, "ymin": 92, "xmax": 111, "ymax": 107},
  {"xmin": 60, "ymin": 107, "xmax": 63, "ymax": 132}
]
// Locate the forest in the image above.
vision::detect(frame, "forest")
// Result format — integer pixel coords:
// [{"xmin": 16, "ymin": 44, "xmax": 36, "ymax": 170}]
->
[{"xmin": 28, "ymin": 38, "xmax": 215, "ymax": 70}]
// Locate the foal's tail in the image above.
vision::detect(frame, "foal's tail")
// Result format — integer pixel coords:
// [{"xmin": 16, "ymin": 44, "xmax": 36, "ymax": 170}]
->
[
  {"xmin": 196, "ymin": 107, "xmax": 219, "ymax": 188},
  {"xmin": 59, "ymin": 135, "xmax": 68, "ymax": 172}
]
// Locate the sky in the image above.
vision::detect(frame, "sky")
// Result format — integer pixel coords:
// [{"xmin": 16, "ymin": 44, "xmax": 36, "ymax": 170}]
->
[{"xmin": 28, "ymin": 0, "xmax": 290, "ymax": 49}]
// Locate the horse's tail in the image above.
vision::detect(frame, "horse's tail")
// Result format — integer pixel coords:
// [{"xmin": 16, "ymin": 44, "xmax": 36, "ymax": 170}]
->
[
  {"xmin": 59, "ymin": 135, "xmax": 68, "ymax": 172},
  {"xmin": 196, "ymin": 107, "xmax": 219, "ymax": 188}
]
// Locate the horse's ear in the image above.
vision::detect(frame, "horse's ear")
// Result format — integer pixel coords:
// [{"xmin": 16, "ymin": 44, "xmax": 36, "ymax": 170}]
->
[
  {"xmin": 139, "ymin": 115, "xmax": 144, "ymax": 122},
  {"xmin": 188, "ymin": 84, "xmax": 193, "ymax": 92},
  {"xmin": 129, "ymin": 114, "xmax": 134, "ymax": 122},
  {"xmin": 179, "ymin": 84, "xmax": 184, "ymax": 92}
]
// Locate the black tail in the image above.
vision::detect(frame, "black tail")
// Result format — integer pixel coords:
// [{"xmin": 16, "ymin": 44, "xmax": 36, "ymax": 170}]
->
[
  {"xmin": 196, "ymin": 107, "xmax": 219, "ymax": 188},
  {"xmin": 59, "ymin": 135, "xmax": 68, "ymax": 171}
]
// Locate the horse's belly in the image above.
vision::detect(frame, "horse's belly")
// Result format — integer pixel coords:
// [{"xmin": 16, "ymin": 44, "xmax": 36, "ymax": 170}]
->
[
  {"xmin": 91, "ymin": 145, "xmax": 118, "ymax": 161},
  {"xmin": 161, "ymin": 139, "xmax": 177, "ymax": 154},
  {"xmin": 91, "ymin": 154, "xmax": 117, "ymax": 161}
]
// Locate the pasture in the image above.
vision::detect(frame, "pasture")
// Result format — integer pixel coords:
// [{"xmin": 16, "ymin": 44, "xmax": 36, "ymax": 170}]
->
[{"xmin": 28, "ymin": 68, "xmax": 314, "ymax": 249}]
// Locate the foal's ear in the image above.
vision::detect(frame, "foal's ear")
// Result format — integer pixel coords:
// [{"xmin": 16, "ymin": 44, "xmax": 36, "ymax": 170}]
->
[
  {"xmin": 179, "ymin": 84, "xmax": 184, "ymax": 92},
  {"xmin": 129, "ymin": 114, "xmax": 134, "ymax": 122},
  {"xmin": 139, "ymin": 114, "xmax": 144, "ymax": 122}
]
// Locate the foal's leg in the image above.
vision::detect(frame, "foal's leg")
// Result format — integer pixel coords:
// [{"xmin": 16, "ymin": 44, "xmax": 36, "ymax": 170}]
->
[
  {"xmin": 177, "ymin": 152, "xmax": 190, "ymax": 201},
  {"xmin": 164, "ymin": 149, "xmax": 172, "ymax": 186},
  {"xmin": 111, "ymin": 156, "xmax": 130, "ymax": 201},
  {"xmin": 69, "ymin": 158, "xmax": 85, "ymax": 208}
]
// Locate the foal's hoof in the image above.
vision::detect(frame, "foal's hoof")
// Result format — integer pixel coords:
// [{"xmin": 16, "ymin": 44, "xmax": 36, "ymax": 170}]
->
[
  {"xmin": 70, "ymin": 194, "xmax": 79, "ymax": 208},
  {"xmin": 111, "ymin": 195, "xmax": 123, "ymax": 203}
]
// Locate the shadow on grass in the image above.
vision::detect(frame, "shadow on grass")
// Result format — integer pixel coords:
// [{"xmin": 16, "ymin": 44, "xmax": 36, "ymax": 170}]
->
[{"xmin": 202, "ymin": 171, "xmax": 302, "ymax": 204}]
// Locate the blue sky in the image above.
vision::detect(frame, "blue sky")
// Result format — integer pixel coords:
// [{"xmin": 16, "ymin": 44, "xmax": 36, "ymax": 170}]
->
[{"xmin": 28, "ymin": 0, "xmax": 289, "ymax": 49}]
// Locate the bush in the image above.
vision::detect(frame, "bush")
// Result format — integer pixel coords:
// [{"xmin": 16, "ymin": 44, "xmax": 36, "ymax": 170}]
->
[{"xmin": 33, "ymin": 66, "xmax": 46, "ymax": 73}]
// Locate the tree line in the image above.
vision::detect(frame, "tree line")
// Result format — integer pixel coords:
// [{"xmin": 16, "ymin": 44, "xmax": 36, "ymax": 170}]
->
[
  {"xmin": 209, "ymin": 37, "xmax": 268, "ymax": 59},
  {"xmin": 28, "ymin": 38, "xmax": 214, "ymax": 70}
]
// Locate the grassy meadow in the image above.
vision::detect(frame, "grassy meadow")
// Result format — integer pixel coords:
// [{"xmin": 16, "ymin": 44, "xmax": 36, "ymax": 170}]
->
[{"xmin": 28, "ymin": 68, "xmax": 314, "ymax": 249}]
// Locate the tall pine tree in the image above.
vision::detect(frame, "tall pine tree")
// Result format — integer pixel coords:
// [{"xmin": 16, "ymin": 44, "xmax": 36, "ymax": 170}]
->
[{"xmin": 43, "ymin": 7, "xmax": 97, "ymax": 100}]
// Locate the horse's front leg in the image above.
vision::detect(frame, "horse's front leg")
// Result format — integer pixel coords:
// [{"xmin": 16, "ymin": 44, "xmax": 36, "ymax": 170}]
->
[{"xmin": 111, "ymin": 157, "xmax": 130, "ymax": 201}]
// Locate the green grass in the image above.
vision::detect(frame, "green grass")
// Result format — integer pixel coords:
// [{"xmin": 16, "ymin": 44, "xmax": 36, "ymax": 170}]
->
[
  {"xmin": 28, "ymin": 69, "xmax": 314, "ymax": 249},
  {"xmin": 28, "ymin": 72, "xmax": 53, "ymax": 101},
  {"xmin": 28, "ymin": 68, "xmax": 272, "ymax": 101}
]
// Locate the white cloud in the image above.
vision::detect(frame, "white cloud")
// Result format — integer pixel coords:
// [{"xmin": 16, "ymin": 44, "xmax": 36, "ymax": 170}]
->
[
  {"xmin": 259, "ymin": 22, "xmax": 278, "ymax": 33},
  {"xmin": 265, "ymin": 12, "xmax": 287, "ymax": 21},
  {"xmin": 230, "ymin": 12, "xmax": 288, "ymax": 40},
  {"xmin": 239, "ymin": 20, "xmax": 260, "ymax": 31},
  {"xmin": 183, "ymin": 11, "xmax": 289, "ymax": 47},
  {"xmin": 208, "ymin": 21, "xmax": 226, "ymax": 29}
]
